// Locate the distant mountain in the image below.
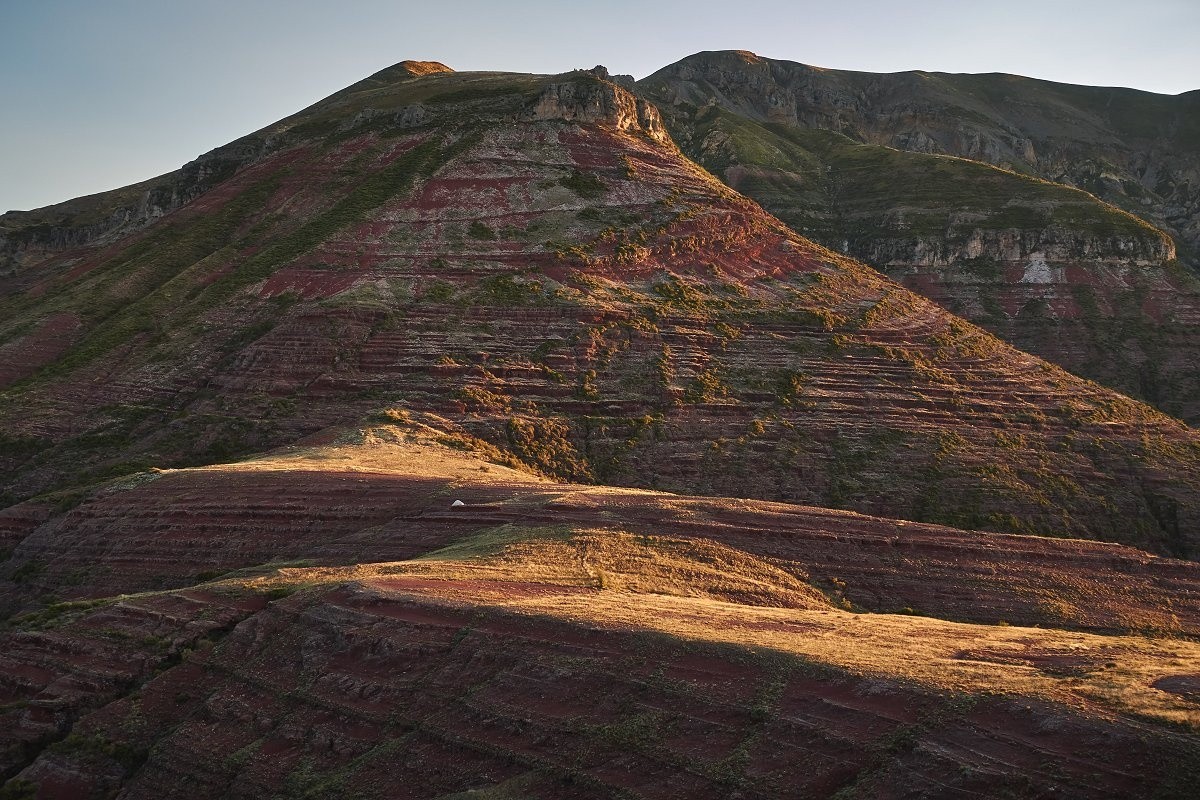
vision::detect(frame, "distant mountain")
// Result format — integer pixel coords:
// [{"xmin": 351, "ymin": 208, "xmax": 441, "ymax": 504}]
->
[{"xmin": 640, "ymin": 50, "xmax": 1200, "ymax": 422}]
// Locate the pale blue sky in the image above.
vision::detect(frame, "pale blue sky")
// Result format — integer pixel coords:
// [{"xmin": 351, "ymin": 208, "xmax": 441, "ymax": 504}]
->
[{"xmin": 2, "ymin": 0, "xmax": 1196, "ymax": 213}]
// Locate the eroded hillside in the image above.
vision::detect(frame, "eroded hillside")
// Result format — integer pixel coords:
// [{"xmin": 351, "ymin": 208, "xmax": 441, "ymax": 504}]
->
[
  {"xmin": 640, "ymin": 51, "xmax": 1200, "ymax": 422},
  {"xmin": 2, "ymin": 59, "xmax": 1200, "ymax": 800}
]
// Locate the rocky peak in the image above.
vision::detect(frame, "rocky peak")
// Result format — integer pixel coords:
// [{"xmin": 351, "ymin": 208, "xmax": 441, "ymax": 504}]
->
[
  {"xmin": 584, "ymin": 64, "xmax": 636, "ymax": 89},
  {"xmin": 395, "ymin": 60, "xmax": 454, "ymax": 77},
  {"xmin": 525, "ymin": 70, "xmax": 670, "ymax": 143}
]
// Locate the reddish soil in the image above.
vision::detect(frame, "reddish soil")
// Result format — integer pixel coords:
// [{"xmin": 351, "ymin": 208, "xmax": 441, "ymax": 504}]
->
[{"xmin": 1154, "ymin": 675, "xmax": 1200, "ymax": 700}]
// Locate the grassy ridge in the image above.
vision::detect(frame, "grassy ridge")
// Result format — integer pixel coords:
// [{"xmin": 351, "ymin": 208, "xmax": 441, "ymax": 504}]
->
[{"xmin": 673, "ymin": 105, "xmax": 1164, "ymax": 247}]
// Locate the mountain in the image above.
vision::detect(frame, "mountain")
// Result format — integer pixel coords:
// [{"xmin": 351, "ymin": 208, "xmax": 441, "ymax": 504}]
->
[
  {"xmin": 1, "ymin": 60, "xmax": 1199, "ymax": 798},
  {"xmin": 640, "ymin": 50, "xmax": 1200, "ymax": 422},
  {"xmin": 2, "ymin": 65, "xmax": 1199, "ymax": 552}
]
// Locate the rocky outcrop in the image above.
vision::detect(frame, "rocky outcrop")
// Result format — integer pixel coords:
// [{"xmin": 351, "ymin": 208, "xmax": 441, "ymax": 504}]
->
[
  {"xmin": 395, "ymin": 60, "xmax": 453, "ymax": 77},
  {"xmin": 858, "ymin": 224, "xmax": 1173, "ymax": 269},
  {"xmin": 525, "ymin": 69, "xmax": 669, "ymax": 143}
]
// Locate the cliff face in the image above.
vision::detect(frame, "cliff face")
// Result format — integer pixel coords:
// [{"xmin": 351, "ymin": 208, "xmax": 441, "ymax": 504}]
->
[
  {"xmin": 526, "ymin": 68, "xmax": 670, "ymax": 143},
  {"xmin": 640, "ymin": 53, "xmax": 1200, "ymax": 422}
]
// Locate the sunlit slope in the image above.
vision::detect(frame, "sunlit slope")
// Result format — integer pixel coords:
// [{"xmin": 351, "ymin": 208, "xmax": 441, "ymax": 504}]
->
[
  {"xmin": 5, "ymin": 417, "xmax": 1198, "ymax": 633},
  {"xmin": 2, "ymin": 429, "xmax": 1199, "ymax": 799}
]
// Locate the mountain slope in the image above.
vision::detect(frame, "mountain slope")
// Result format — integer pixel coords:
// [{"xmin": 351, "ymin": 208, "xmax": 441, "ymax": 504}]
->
[
  {"xmin": 0, "ymin": 61, "xmax": 455, "ymax": 278},
  {"xmin": 2, "ymin": 427, "xmax": 1199, "ymax": 799},
  {"xmin": 1, "ymin": 66, "xmax": 1199, "ymax": 556},
  {"xmin": 640, "ymin": 51, "xmax": 1200, "ymax": 422}
]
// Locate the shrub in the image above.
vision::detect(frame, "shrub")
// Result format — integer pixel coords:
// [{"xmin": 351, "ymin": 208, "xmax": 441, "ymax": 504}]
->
[
  {"xmin": 505, "ymin": 417, "xmax": 592, "ymax": 480},
  {"xmin": 559, "ymin": 169, "xmax": 607, "ymax": 199},
  {"xmin": 51, "ymin": 733, "xmax": 148, "ymax": 774},
  {"xmin": 479, "ymin": 274, "xmax": 542, "ymax": 304},
  {"xmin": 424, "ymin": 281, "xmax": 455, "ymax": 302},
  {"xmin": 11, "ymin": 559, "xmax": 44, "ymax": 584},
  {"xmin": 467, "ymin": 221, "xmax": 496, "ymax": 240},
  {"xmin": 651, "ymin": 275, "xmax": 707, "ymax": 308},
  {"xmin": 683, "ymin": 368, "xmax": 727, "ymax": 403}
]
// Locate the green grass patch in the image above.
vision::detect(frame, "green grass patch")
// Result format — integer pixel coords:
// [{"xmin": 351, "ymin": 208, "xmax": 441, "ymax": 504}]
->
[
  {"xmin": 416, "ymin": 524, "xmax": 575, "ymax": 562},
  {"xmin": 467, "ymin": 220, "xmax": 497, "ymax": 240}
]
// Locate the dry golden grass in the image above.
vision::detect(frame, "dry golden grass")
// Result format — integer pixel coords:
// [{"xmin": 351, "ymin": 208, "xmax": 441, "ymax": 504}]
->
[
  {"xmin": 251, "ymin": 525, "xmax": 827, "ymax": 608},
  {"xmin": 177, "ymin": 414, "xmax": 547, "ymax": 483},
  {"xmin": 154, "ymin": 428, "xmax": 1200, "ymax": 730},
  {"xmin": 230, "ymin": 521, "xmax": 1200, "ymax": 730}
]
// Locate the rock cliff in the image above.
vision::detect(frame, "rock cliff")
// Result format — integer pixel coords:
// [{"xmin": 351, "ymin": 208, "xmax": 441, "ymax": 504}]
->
[{"xmin": 525, "ymin": 70, "xmax": 669, "ymax": 143}]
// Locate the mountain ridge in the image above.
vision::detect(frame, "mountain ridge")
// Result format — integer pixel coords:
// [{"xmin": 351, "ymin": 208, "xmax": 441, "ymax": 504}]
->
[{"xmin": 640, "ymin": 49, "xmax": 1200, "ymax": 255}]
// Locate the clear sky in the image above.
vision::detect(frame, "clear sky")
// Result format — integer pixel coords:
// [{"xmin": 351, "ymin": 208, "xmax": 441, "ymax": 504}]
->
[{"xmin": 2, "ymin": 0, "xmax": 1196, "ymax": 213}]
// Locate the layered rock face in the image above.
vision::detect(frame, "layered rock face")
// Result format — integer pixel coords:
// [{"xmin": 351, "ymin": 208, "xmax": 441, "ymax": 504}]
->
[
  {"xmin": 640, "ymin": 52, "xmax": 1200, "ymax": 422},
  {"xmin": 526, "ymin": 68, "xmax": 669, "ymax": 143},
  {"xmin": 2, "ymin": 66, "xmax": 1200, "ymax": 555}
]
